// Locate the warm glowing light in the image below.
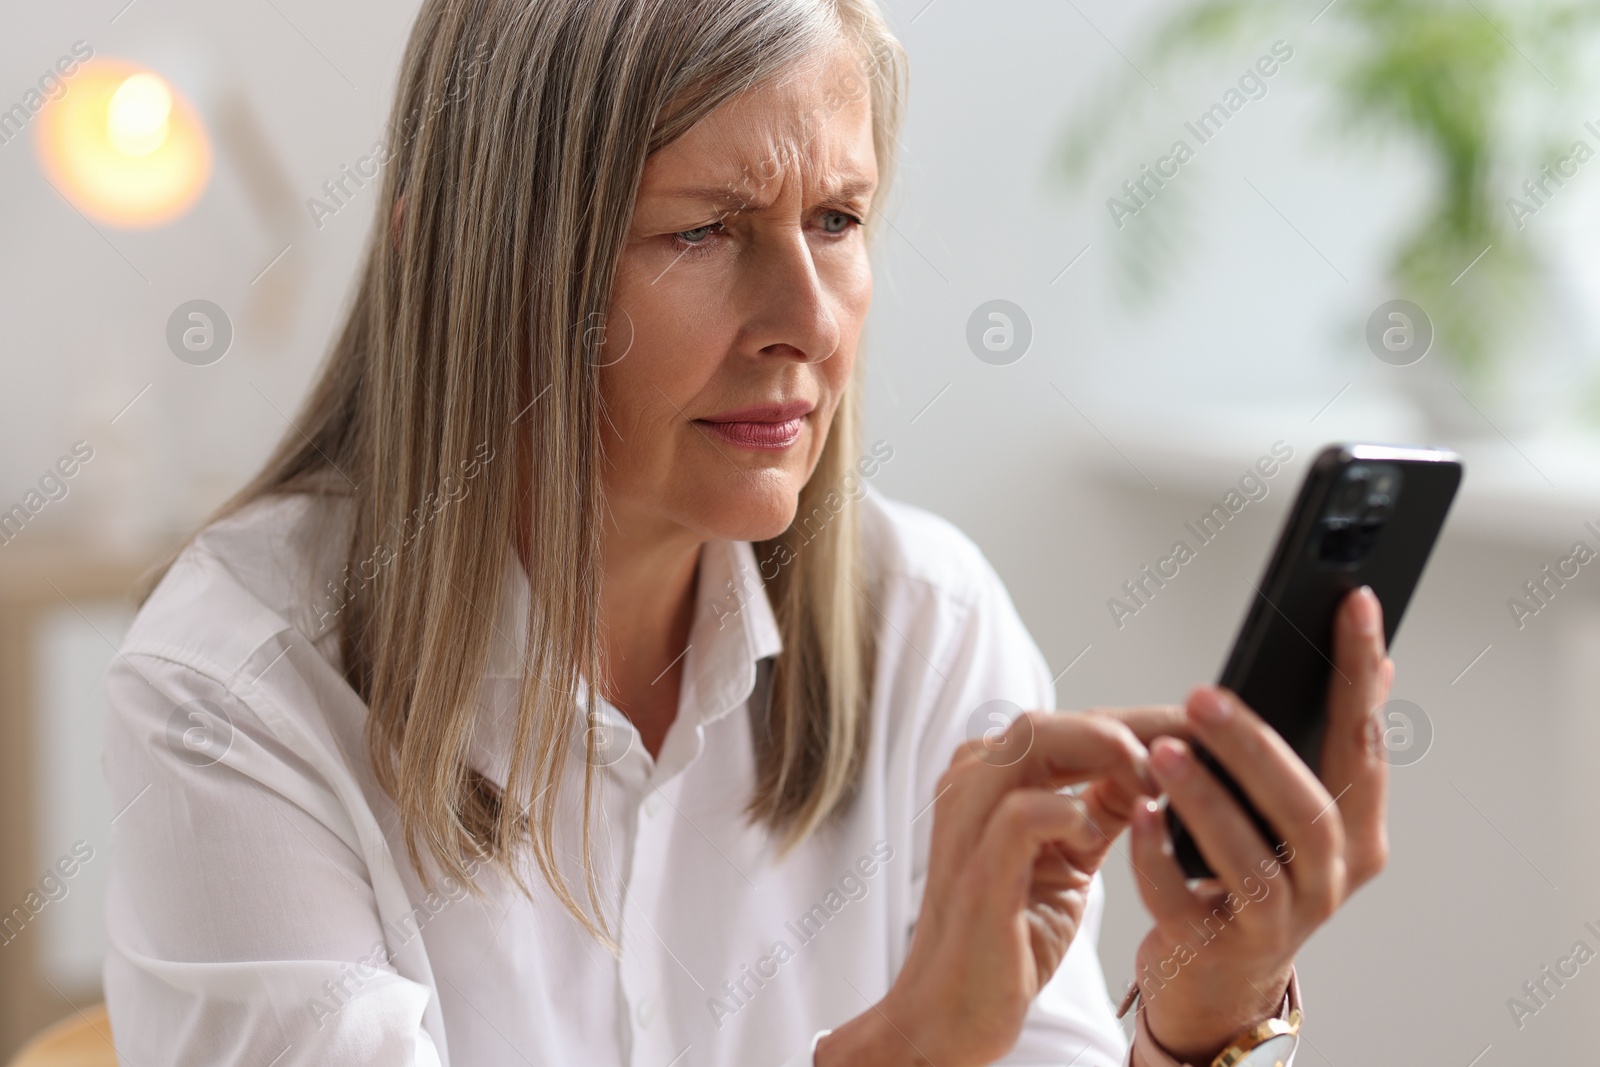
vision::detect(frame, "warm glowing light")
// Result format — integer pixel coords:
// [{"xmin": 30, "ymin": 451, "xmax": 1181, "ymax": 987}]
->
[
  {"xmin": 106, "ymin": 73, "xmax": 172, "ymax": 157},
  {"xmin": 35, "ymin": 59, "xmax": 210, "ymax": 228}
]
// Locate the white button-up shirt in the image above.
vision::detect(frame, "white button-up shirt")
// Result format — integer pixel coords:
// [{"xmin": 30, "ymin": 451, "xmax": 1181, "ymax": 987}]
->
[{"xmin": 103, "ymin": 487, "xmax": 1141, "ymax": 1066}]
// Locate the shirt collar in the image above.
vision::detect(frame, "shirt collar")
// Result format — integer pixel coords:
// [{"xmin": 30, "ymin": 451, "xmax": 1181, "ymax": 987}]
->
[
  {"xmin": 681, "ymin": 538, "xmax": 783, "ymax": 730},
  {"xmin": 474, "ymin": 539, "xmax": 782, "ymax": 773},
  {"xmin": 484, "ymin": 539, "xmax": 782, "ymax": 677}
]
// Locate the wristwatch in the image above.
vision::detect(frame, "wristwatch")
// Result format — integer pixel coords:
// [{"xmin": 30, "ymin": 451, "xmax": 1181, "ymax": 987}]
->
[
  {"xmin": 1117, "ymin": 969, "xmax": 1302, "ymax": 1067},
  {"xmin": 1209, "ymin": 1007, "xmax": 1300, "ymax": 1067}
]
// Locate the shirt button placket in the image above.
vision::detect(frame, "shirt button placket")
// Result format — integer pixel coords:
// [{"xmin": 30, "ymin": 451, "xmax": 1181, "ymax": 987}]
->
[{"xmin": 625, "ymin": 780, "xmax": 671, "ymax": 1067}]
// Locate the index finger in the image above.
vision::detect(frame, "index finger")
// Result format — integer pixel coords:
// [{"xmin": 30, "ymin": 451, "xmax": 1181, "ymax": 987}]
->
[
  {"xmin": 1007, "ymin": 710, "xmax": 1154, "ymax": 795},
  {"xmin": 937, "ymin": 711, "xmax": 1153, "ymax": 863},
  {"xmin": 1082, "ymin": 704, "xmax": 1190, "ymax": 746}
]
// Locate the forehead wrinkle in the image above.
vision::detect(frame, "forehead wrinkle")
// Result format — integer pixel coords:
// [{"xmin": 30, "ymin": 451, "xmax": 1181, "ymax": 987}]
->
[
  {"xmin": 650, "ymin": 134, "xmax": 870, "ymax": 214},
  {"xmin": 727, "ymin": 120, "xmax": 873, "ymax": 205},
  {"xmin": 639, "ymin": 49, "xmax": 877, "ymax": 214}
]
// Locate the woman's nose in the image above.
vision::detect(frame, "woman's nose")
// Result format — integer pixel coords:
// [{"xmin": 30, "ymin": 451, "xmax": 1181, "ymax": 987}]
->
[{"xmin": 741, "ymin": 229, "xmax": 843, "ymax": 364}]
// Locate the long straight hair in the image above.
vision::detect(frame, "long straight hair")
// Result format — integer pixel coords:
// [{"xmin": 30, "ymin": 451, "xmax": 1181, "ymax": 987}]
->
[{"xmin": 159, "ymin": 0, "xmax": 906, "ymax": 947}]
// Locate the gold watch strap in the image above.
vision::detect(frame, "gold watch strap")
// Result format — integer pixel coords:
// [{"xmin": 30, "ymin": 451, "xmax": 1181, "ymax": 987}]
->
[
  {"xmin": 1210, "ymin": 1007, "xmax": 1302, "ymax": 1067},
  {"xmin": 1119, "ymin": 969, "xmax": 1303, "ymax": 1066}
]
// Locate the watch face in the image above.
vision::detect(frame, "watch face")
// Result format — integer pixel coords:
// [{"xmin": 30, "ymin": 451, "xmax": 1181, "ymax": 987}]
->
[{"xmin": 1237, "ymin": 1033, "xmax": 1298, "ymax": 1067}]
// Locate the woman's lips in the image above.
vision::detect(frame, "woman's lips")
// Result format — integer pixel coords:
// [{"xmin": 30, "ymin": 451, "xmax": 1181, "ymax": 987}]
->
[
  {"xmin": 694, "ymin": 400, "xmax": 813, "ymax": 452},
  {"xmin": 695, "ymin": 417, "xmax": 805, "ymax": 451}
]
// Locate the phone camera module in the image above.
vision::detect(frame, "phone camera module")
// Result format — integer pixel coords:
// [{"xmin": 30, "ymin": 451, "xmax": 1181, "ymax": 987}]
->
[
  {"xmin": 1315, "ymin": 462, "xmax": 1402, "ymax": 566},
  {"xmin": 1332, "ymin": 468, "xmax": 1370, "ymax": 517}
]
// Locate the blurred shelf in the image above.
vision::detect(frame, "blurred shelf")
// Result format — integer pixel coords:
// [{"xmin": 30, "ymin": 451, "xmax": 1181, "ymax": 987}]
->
[
  {"xmin": 0, "ymin": 539, "xmax": 165, "ymax": 1060},
  {"xmin": 1070, "ymin": 399, "xmax": 1600, "ymax": 550}
]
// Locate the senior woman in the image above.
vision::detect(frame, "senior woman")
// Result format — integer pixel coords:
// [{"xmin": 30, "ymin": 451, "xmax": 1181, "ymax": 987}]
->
[{"xmin": 102, "ymin": 1, "xmax": 1394, "ymax": 1064}]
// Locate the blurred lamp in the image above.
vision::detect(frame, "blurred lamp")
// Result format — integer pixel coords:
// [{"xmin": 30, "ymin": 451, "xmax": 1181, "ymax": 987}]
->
[{"xmin": 36, "ymin": 58, "xmax": 211, "ymax": 228}]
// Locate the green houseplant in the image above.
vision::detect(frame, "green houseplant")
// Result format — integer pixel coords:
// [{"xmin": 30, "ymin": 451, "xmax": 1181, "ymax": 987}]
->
[{"xmin": 1059, "ymin": 0, "xmax": 1600, "ymax": 417}]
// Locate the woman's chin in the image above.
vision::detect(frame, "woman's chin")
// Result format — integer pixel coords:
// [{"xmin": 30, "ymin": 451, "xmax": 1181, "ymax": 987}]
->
[
  {"xmin": 707, "ymin": 507, "xmax": 798, "ymax": 545},
  {"xmin": 694, "ymin": 487, "xmax": 804, "ymax": 545}
]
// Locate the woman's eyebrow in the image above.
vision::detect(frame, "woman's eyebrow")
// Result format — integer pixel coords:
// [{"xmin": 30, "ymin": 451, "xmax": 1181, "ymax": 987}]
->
[
  {"xmin": 651, "ymin": 174, "xmax": 877, "ymax": 211},
  {"xmin": 817, "ymin": 175, "xmax": 877, "ymax": 202},
  {"xmin": 653, "ymin": 185, "xmax": 755, "ymax": 209}
]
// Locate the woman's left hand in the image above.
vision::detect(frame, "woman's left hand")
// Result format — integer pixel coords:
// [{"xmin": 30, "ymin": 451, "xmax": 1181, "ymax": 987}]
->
[{"xmin": 1128, "ymin": 585, "xmax": 1395, "ymax": 1063}]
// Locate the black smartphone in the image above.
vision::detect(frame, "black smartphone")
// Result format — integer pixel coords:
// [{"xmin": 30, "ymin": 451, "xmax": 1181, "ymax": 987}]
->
[{"xmin": 1168, "ymin": 443, "xmax": 1463, "ymax": 880}]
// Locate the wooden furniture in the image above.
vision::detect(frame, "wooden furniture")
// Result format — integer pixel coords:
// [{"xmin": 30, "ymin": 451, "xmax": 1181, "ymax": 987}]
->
[
  {"xmin": 0, "ymin": 543, "xmax": 157, "ymax": 1060},
  {"xmin": 4, "ymin": 1004, "xmax": 114, "ymax": 1067}
]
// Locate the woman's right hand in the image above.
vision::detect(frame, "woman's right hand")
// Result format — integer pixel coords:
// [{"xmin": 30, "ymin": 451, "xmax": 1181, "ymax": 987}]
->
[{"xmin": 816, "ymin": 707, "xmax": 1177, "ymax": 1067}]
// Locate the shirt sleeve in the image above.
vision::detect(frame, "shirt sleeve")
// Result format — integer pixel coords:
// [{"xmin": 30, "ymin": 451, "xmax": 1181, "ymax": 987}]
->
[
  {"xmin": 897, "ymin": 554, "xmax": 1131, "ymax": 1067},
  {"xmin": 781, "ymin": 1029, "xmax": 833, "ymax": 1067},
  {"xmin": 102, "ymin": 648, "xmax": 444, "ymax": 1067}
]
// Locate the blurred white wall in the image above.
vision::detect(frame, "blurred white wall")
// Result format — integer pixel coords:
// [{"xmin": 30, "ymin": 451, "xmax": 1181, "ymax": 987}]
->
[
  {"xmin": 863, "ymin": 3, "xmax": 1600, "ymax": 1063},
  {"xmin": 4, "ymin": 0, "xmax": 1600, "ymax": 1061}
]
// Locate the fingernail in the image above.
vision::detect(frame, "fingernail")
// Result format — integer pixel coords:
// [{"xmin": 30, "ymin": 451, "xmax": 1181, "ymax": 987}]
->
[
  {"xmin": 1190, "ymin": 687, "xmax": 1232, "ymax": 726},
  {"xmin": 1132, "ymin": 796, "xmax": 1159, "ymax": 830},
  {"xmin": 1150, "ymin": 738, "xmax": 1190, "ymax": 778},
  {"xmin": 1354, "ymin": 586, "xmax": 1380, "ymax": 635}
]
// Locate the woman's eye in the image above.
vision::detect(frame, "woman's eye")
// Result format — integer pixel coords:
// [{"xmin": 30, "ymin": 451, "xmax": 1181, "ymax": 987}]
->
[
  {"xmin": 668, "ymin": 212, "xmax": 859, "ymax": 254},
  {"xmin": 819, "ymin": 210, "xmax": 861, "ymax": 234},
  {"xmin": 672, "ymin": 222, "xmax": 725, "ymax": 252}
]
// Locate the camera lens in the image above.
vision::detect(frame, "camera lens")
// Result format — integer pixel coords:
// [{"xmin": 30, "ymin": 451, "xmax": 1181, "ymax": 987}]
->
[{"xmin": 1335, "ymin": 473, "xmax": 1368, "ymax": 513}]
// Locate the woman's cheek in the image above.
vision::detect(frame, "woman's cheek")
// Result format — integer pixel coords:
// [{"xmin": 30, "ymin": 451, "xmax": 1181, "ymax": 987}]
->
[
  {"xmin": 808, "ymin": 395, "xmax": 844, "ymax": 467},
  {"xmin": 828, "ymin": 257, "xmax": 871, "ymax": 367}
]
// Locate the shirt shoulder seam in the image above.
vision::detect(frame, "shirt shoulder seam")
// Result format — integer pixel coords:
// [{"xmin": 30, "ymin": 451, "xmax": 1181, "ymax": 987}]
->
[{"xmin": 120, "ymin": 630, "xmax": 295, "ymax": 700}]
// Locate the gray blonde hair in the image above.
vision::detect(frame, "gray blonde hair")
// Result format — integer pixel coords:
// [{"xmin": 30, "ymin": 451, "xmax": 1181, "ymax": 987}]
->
[{"xmin": 166, "ymin": 0, "xmax": 906, "ymax": 947}]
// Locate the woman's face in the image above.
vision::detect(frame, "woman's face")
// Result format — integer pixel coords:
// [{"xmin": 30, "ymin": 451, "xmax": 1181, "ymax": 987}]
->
[{"xmin": 601, "ymin": 44, "xmax": 878, "ymax": 546}]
